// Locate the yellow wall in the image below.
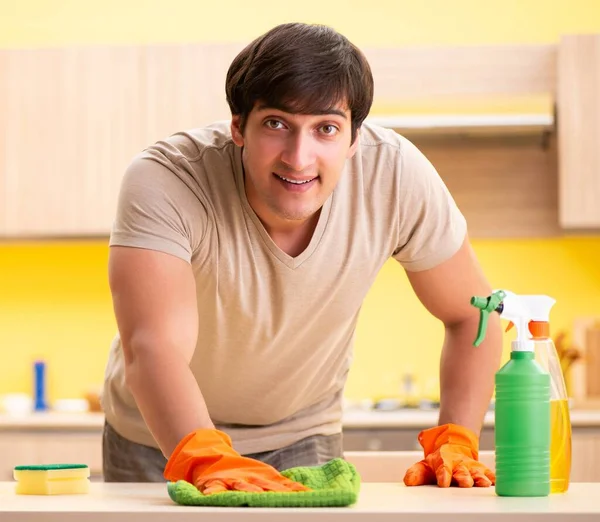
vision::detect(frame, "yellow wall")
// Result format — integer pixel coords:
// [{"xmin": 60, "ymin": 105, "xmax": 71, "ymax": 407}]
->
[
  {"xmin": 0, "ymin": 242, "xmax": 114, "ymax": 400},
  {"xmin": 3, "ymin": 0, "xmax": 600, "ymax": 48},
  {"xmin": 350, "ymin": 237, "xmax": 600, "ymax": 400},
  {"xmin": 2, "ymin": 1, "xmax": 600, "ymax": 403},
  {"xmin": 1, "ymin": 238, "xmax": 600, "ymax": 402}
]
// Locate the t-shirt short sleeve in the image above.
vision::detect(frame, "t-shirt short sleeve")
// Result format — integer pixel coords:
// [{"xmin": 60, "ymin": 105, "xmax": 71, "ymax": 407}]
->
[
  {"xmin": 109, "ymin": 155, "xmax": 207, "ymax": 264},
  {"xmin": 392, "ymin": 137, "xmax": 467, "ymax": 271}
]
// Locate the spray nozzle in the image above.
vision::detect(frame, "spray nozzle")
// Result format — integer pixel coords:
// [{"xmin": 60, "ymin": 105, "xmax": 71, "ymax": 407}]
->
[
  {"xmin": 470, "ymin": 290, "xmax": 506, "ymax": 346},
  {"xmin": 470, "ymin": 289, "xmax": 555, "ymax": 352}
]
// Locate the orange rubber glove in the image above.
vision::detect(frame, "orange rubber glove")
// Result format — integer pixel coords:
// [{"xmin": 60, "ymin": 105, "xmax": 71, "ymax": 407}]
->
[
  {"xmin": 403, "ymin": 423, "xmax": 496, "ymax": 488},
  {"xmin": 163, "ymin": 428, "xmax": 311, "ymax": 495}
]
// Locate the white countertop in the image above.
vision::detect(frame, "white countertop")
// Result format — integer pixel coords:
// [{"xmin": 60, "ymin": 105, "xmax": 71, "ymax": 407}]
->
[
  {"xmin": 1, "ymin": 409, "xmax": 600, "ymax": 431},
  {"xmin": 0, "ymin": 482, "xmax": 598, "ymax": 521}
]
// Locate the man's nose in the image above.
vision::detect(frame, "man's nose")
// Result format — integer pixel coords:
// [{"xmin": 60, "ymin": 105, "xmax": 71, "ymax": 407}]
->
[{"xmin": 280, "ymin": 133, "xmax": 315, "ymax": 172}]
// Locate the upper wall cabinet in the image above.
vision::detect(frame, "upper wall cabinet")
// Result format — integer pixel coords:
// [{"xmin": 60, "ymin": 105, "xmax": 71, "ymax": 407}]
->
[
  {"xmin": 360, "ymin": 35, "xmax": 600, "ymax": 233},
  {"xmin": 557, "ymin": 34, "xmax": 600, "ymax": 229},
  {"xmin": 0, "ymin": 36, "xmax": 598, "ymax": 238},
  {"xmin": 0, "ymin": 47, "xmax": 144, "ymax": 237},
  {"xmin": 0, "ymin": 44, "xmax": 242, "ymax": 238}
]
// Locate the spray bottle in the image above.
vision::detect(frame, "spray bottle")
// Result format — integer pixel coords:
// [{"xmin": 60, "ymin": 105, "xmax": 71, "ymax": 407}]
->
[
  {"xmin": 472, "ymin": 289, "xmax": 572, "ymax": 494},
  {"xmin": 471, "ymin": 289, "xmax": 550, "ymax": 497},
  {"xmin": 525, "ymin": 297, "xmax": 572, "ymax": 494}
]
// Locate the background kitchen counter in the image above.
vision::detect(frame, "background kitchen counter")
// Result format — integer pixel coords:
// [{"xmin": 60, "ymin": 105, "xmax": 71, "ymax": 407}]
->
[
  {"xmin": 0, "ymin": 409, "xmax": 599, "ymax": 482},
  {"xmin": 2, "ymin": 408, "xmax": 600, "ymax": 430}
]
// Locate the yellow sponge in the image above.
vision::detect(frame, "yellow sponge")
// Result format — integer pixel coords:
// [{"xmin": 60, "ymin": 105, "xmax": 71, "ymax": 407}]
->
[{"xmin": 14, "ymin": 464, "xmax": 90, "ymax": 495}]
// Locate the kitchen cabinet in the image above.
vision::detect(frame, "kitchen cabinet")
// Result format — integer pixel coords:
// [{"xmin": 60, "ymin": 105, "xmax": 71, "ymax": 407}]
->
[
  {"xmin": 407, "ymin": 132, "xmax": 560, "ymax": 238},
  {"xmin": 570, "ymin": 428, "xmax": 600, "ymax": 483},
  {"xmin": 1, "ymin": 35, "xmax": 599, "ymax": 238},
  {"xmin": 0, "ymin": 433, "xmax": 38, "ymax": 481},
  {"xmin": 557, "ymin": 34, "xmax": 600, "ymax": 229},
  {"xmin": 368, "ymin": 34, "xmax": 600, "ymax": 234},
  {"xmin": 0, "ymin": 48, "xmax": 137, "ymax": 236},
  {"xmin": 0, "ymin": 430, "xmax": 103, "ymax": 481},
  {"xmin": 0, "ymin": 44, "xmax": 239, "ymax": 237}
]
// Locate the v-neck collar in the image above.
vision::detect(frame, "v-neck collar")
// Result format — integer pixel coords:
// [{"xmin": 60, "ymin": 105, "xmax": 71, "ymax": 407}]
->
[{"xmin": 232, "ymin": 143, "xmax": 334, "ymax": 270}]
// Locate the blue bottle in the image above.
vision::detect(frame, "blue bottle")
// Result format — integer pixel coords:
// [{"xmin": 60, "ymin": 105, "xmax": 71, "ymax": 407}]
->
[{"xmin": 33, "ymin": 360, "xmax": 48, "ymax": 411}]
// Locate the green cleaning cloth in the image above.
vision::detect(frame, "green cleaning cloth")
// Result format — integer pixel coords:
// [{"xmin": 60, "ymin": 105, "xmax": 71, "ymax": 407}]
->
[{"xmin": 166, "ymin": 457, "xmax": 360, "ymax": 508}]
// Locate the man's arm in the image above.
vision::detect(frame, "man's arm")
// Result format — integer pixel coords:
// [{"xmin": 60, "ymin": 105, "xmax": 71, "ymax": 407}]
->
[
  {"xmin": 108, "ymin": 245, "xmax": 214, "ymax": 458},
  {"xmin": 405, "ymin": 235, "xmax": 503, "ymax": 436}
]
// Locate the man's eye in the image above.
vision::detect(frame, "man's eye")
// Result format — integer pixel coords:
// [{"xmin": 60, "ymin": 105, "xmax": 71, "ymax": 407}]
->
[
  {"xmin": 265, "ymin": 120, "xmax": 284, "ymax": 130},
  {"xmin": 320, "ymin": 125, "xmax": 339, "ymax": 136}
]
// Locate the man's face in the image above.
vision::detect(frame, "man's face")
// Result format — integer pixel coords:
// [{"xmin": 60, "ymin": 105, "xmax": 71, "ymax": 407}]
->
[{"xmin": 231, "ymin": 102, "xmax": 358, "ymax": 226}]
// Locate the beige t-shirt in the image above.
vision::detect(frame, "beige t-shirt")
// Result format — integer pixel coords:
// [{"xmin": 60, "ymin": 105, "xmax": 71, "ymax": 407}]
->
[{"xmin": 102, "ymin": 121, "xmax": 467, "ymax": 455}]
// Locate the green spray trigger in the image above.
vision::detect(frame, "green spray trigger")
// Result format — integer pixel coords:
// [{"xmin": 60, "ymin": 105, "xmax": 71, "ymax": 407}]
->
[{"xmin": 470, "ymin": 290, "xmax": 506, "ymax": 346}]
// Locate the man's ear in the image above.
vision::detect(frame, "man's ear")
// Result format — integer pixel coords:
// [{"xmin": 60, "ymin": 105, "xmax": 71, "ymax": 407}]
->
[
  {"xmin": 347, "ymin": 129, "xmax": 360, "ymax": 159},
  {"xmin": 230, "ymin": 116, "xmax": 244, "ymax": 147}
]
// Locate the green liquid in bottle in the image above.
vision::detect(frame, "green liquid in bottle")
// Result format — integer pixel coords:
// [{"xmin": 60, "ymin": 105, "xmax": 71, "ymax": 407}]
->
[{"xmin": 495, "ymin": 351, "xmax": 551, "ymax": 497}]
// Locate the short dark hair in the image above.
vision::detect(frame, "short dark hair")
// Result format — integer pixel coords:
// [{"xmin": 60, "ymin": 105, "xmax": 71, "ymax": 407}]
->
[{"xmin": 225, "ymin": 23, "xmax": 374, "ymax": 143}]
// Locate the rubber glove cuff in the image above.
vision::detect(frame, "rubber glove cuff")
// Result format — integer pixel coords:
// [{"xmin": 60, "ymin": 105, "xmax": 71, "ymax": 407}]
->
[
  {"xmin": 418, "ymin": 423, "xmax": 479, "ymax": 460},
  {"xmin": 164, "ymin": 428, "xmax": 236, "ymax": 483}
]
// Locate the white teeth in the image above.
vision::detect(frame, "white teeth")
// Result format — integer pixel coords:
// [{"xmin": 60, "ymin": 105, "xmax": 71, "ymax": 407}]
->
[{"xmin": 276, "ymin": 174, "xmax": 315, "ymax": 185}]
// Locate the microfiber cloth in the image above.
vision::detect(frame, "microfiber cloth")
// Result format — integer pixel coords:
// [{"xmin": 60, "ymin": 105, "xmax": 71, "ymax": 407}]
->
[{"xmin": 166, "ymin": 457, "xmax": 360, "ymax": 507}]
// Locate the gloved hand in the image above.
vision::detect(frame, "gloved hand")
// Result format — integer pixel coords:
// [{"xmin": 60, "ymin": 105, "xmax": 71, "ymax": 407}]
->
[
  {"xmin": 163, "ymin": 428, "xmax": 311, "ymax": 495},
  {"xmin": 403, "ymin": 423, "xmax": 496, "ymax": 488}
]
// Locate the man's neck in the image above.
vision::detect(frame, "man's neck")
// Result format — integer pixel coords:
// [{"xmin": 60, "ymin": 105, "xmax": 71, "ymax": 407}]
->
[{"xmin": 261, "ymin": 211, "xmax": 321, "ymax": 258}]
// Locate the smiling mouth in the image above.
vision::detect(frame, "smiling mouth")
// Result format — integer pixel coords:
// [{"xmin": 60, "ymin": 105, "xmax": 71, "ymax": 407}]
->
[{"xmin": 274, "ymin": 173, "xmax": 318, "ymax": 185}]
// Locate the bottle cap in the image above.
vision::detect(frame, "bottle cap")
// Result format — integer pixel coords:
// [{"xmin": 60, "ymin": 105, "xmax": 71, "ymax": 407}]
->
[{"xmin": 529, "ymin": 321, "xmax": 550, "ymax": 339}]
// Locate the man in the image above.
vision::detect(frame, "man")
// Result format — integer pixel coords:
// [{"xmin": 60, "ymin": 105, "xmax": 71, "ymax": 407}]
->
[{"xmin": 101, "ymin": 22, "xmax": 502, "ymax": 492}]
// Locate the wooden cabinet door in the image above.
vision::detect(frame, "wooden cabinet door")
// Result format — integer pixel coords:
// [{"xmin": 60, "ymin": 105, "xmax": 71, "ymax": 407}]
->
[
  {"xmin": 0, "ymin": 430, "xmax": 103, "ymax": 480},
  {"xmin": 37, "ymin": 432, "xmax": 103, "ymax": 479},
  {"xmin": 557, "ymin": 34, "xmax": 600, "ymax": 229},
  {"xmin": 0, "ymin": 433, "xmax": 38, "ymax": 481},
  {"xmin": 0, "ymin": 48, "xmax": 139, "ymax": 236},
  {"xmin": 571, "ymin": 429, "xmax": 600, "ymax": 482},
  {"xmin": 0, "ymin": 44, "xmax": 238, "ymax": 237}
]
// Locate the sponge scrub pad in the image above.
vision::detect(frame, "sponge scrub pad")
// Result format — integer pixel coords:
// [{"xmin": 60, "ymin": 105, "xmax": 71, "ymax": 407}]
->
[{"xmin": 14, "ymin": 464, "xmax": 90, "ymax": 495}]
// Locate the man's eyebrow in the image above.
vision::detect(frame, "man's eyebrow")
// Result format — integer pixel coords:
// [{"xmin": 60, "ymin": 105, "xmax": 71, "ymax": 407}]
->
[{"xmin": 255, "ymin": 103, "xmax": 348, "ymax": 120}]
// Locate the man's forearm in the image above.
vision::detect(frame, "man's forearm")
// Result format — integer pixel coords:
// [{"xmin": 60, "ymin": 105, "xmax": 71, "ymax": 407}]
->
[
  {"xmin": 126, "ymin": 350, "xmax": 214, "ymax": 459},
  {"xmin": 438, "ymin": 313, "xmax": 503, "ymax": 436}
]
